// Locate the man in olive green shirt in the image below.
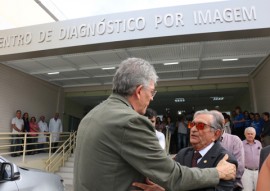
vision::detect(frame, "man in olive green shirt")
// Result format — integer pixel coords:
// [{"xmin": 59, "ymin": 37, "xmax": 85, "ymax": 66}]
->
[{"xmin": 74, "ymin": 58, "xmax": 236, "ymax": 191}]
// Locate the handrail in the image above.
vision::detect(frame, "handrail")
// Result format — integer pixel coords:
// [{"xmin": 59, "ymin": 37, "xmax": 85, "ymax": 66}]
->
[
  {"xmin": 165, "ymin": 127, "xmax": 171, "ymax": 154},
  {"xmin": 45, "ymin": 131, "xmax": 77, "ymax": 172},
  {"xmin": 0, "ymin": 132, "xmax": 73, "ymax": 163}
]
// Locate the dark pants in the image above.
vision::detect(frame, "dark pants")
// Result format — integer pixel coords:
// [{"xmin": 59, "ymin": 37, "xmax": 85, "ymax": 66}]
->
[
  {"xmin": 30, "ymin": 137, "xmax": 38, "ymax": 154},
  {"xmin": 11, "ymin": 135, "xmax": 22, "ymax": 156},
  {"xmin": 178, "ymin": 133, "xmax": 188, "ymax": 151},
  {"xmin": 233, "ymin": 186, "xmax": 243, "ymax": 191},
  {"xmin": 38, "ymin": 143, "xmax": 46, "ymax": 153}
]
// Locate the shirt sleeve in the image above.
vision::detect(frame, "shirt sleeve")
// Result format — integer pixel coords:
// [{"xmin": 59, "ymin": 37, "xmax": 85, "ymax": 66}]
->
[
  {"xmin": 11, "ymin": 118, "xmax": 15, "ymax": 125},
  {"xmin": 232, "ymin": 137, "xmax": 245, "ymax": 180}
]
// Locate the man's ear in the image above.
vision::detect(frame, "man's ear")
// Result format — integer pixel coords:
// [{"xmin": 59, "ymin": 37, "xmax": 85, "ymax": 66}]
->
[
  {"xmin": 214, "ymin": 129, "xmax": 222, "ymax": 140},
  {"xmin": 135, "ymin": 85, "xmax": 143, "ymax": 99}
]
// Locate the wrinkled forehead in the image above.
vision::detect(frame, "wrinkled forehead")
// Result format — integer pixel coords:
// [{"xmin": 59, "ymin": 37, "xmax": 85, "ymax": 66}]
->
[{"xmin": 193, "ymin": 113, "xmax": 213, "ymax": 124}]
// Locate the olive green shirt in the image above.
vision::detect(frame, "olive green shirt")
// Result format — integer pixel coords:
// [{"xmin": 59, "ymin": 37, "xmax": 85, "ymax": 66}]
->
[{"xmin": 74, "ymin": 93, "xmax": 219, "ymax": 191}]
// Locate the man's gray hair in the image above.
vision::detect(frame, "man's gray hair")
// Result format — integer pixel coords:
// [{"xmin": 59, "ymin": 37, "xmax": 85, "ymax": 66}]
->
[
  {"xmin": 112, "ymin": 58, "xmax": 158, "ymax": 96},
  {"xmin": 194, "ymin": 109, "xmax": 224, "ymax": 130},
  {"xmin": 245, "ymin": 127, "xmax": 256, "ymax": 135}
]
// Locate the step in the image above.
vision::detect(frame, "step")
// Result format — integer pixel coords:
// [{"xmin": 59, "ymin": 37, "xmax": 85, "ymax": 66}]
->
[
  {"xmin": 59, "ymin": 166, "xmax": 73, "ymax": 173},
  {"xmin": 65, "ymin": 161, "xmax": 74, "ymax": 167},
  {"xmin": 68, "ymin": 157, "xmax": 75, "ymax": 162},
  {"xmin": 57, "ymin": 172, "xmax": 74, "ymax": 179},
  {"xmin": 64, "ymin": 179, "xmax": 74, "ymax": 186}
]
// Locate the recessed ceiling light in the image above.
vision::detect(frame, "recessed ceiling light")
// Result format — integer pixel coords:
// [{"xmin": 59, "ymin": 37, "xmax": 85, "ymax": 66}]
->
[
  {"xmin": 102, "ymin": 67, "xmax": 115, "ymax": 70},
  {"xmin": 178, "ymin": 110, "xmax": 185, "ymax": 115},
  {"xmin": 175, "ymin": 98, "xmax": 185, "ymax": 102},
  {"xmin": 222, "ymin": 58, "xmax": 238, "ymax": 61},
  {"xmin": 164, "ymin": 62, "xmax": 178, "ymax": 65},
  {"xmin": 47, "ymin": 72, "xmax": 59, "ymax": 75},
  {"xmin": 210, "ymin": 97, "xmax": 224, "ymax": 101}
]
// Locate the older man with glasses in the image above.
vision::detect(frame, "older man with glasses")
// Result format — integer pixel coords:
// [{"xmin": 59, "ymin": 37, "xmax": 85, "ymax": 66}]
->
[
  {"xmin": 134, "ymin": 109, "xmax": 238, "ymax": 191},
  {"xmin": 74, "ymin": 58, "xmax": 237, "ymax": 191},
  {"xmin": 175, "ymin": 110, "xmax": 238, "ymax": 191}
]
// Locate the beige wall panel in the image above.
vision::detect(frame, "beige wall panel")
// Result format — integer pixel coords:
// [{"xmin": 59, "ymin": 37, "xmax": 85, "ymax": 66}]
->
[
  {"xmin": 0, "ymin": 64, "xmax": 64, "ymax": 133},
  {"xmin": 251, "ymin": 60, "xmax": 270, "ymax": 113}
]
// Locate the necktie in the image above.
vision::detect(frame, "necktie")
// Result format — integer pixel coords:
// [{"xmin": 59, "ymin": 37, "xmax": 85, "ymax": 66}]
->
[{"xmin": 192, "ymin": 152, "xmax": 202, "ymax": 167}]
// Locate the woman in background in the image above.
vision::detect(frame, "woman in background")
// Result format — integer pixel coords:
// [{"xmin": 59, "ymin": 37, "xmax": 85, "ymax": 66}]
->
[{"xmin": 29, "ymin": 116, "xmax": 39, "ymax": 154}]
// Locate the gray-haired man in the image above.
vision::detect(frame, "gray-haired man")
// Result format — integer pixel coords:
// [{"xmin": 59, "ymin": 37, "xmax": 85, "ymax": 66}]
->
[{"xmin": 74, "ymin": 58, "xmax": 236, "ymax": 191}]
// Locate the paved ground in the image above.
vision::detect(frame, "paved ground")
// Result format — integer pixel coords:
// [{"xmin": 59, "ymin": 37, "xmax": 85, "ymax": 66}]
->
[
  {"xmin": 66, "ymin": 184, "xmax": 74, "ymax": 191},
  {"xmin": 4, "ymin": 152, "xmax": 49, "ymax": 170}
]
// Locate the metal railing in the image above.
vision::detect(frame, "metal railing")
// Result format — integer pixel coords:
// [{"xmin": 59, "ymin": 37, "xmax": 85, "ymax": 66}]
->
[
  {"xmin": 165, "ymin": 127, "xmax": 171, "ymax": 154},
  {"xmin": 45, "ymin": 131, "xmax": 76, "ymax": 172},
  {"xmin": 0, "ymin": 132, "xmax": 75, "ymax": 164}
]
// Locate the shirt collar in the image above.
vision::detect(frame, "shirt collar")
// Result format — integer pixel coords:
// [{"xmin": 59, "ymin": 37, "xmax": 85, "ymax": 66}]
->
[
  {"xmin": 110, "ymin": 93, "xmax": 133, "ymax": 109},
  {"xmin": 245, "ymin": 139, "xmax": 256, "ymax": 144},
  {"xmin": 198, "ymin": 142, "xmax": 215, "ymax": 158}
]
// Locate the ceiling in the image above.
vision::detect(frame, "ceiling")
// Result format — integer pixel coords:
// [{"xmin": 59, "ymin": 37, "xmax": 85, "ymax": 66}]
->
[
  {"xmin": 67, "ymin": 85, "xmax": 250, "ymax": 115},
  {"xmin": 2, "ymin": 37, "xmax": 270, "ymax": 87},
  {"xmin": 2, "ymin": 36, "xmax": 270, "ymax": 114},
  {"xmin": 1, "ymin": 1, "xmax": 270, "ymax": 116}
]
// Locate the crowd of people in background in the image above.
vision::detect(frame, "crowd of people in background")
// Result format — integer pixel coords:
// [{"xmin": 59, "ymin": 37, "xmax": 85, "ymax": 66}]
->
[
  {"xmin": 9, "ymin": 103, "xmax": 270, "ymax": 190},
  {"xmin": 10, "ymin": 110, "xmax": 63, "ymax": 157}
]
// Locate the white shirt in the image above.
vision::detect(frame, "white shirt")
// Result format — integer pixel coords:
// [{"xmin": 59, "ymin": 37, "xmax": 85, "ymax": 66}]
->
[
  {"xmin": 38, "ymin": 120, "xmax": 49, "ymax": 143},
  {"xmin": 197, "ymin": 142, "xmax": 215, "ymax": 163},
  {"xmin": 49, "ymin": 118, "xmax": 63, "ymax": 142},
  {"xmin": 155, "ymin": 130, "xmax": 166, "ymax": 150},
  {"xmin": 11, "ymin": 117, "xmax": 24, "ymax": 133}
]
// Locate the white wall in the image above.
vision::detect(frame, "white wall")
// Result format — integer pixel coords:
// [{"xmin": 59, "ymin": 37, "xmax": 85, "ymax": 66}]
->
[
  {"xmin": 250, "ymin": 57, "xmax": 270, "ymax": 113},
  {"xmin": 0, "ymin": 63, "xmax": 64, "ymax": 133}
]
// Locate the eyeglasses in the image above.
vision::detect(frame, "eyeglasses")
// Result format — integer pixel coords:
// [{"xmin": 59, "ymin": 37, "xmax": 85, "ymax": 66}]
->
[
  {"xmin": 144, "ymin": 87, "xmax": 157, "ymax": 98},
  {"xmin": 151, "ymin": 90, "xmax": 157, "ymax": 98},
  {"xmin": 188, "ymin": 122, "xmax": 216, "ymax": 130}
]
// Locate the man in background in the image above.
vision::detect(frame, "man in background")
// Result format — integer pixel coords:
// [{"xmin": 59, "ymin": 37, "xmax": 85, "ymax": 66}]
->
[
  {"xmin": 49, "ymin": 112, "xmax": 63, "ymax": 152},
  {"xmin": 221, "ymin": 113, "xmax": 245, "ymax": 191},
  {"xmin": 242, "ymin": 127, "xmax": 262, "ymax": 191},
  {"xmin": 11, "ymin": 110, "xmax": 24, "ymax": 157},
  {"xmin": 261, "ymin": 112, "xmax": 270, "ymax": 147},
  {"xmin": 38, "ymin": 116, "xmax": 49, "ymax": 152}
]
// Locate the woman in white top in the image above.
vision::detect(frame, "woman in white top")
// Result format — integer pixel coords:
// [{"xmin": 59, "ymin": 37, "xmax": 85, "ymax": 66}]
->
[{"xmin": 38, "ymin": 116, "xmax": 49, "ymax": 152}]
